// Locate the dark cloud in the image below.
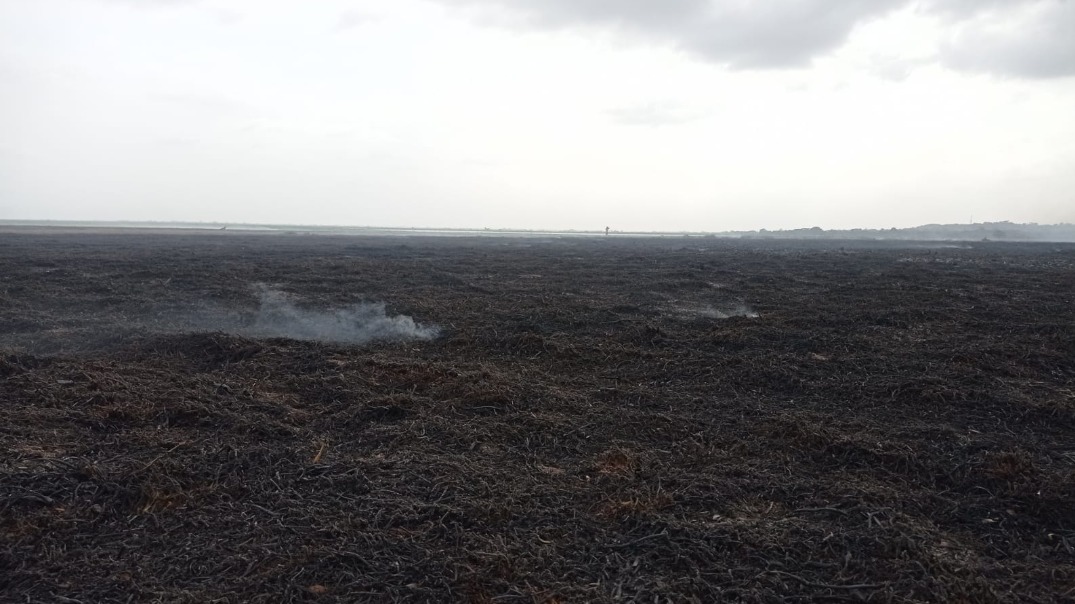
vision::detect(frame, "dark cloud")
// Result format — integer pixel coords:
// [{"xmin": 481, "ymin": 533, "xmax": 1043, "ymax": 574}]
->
[{"xmin": 436, "ymin": 0, "xmax": 1075, "ymax": 78}]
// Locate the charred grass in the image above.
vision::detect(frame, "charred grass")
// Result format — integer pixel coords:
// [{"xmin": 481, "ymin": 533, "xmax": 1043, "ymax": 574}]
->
[{"xmin": 1, "ymin": 231, "xmax": 1074, "ymax": 602}]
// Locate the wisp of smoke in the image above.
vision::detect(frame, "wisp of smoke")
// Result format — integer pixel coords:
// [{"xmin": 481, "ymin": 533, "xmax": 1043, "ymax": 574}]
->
[
  {"xmin": 697, "ymin": 304, "xmax": 758, "ymax": 319},
  {"xmin": 233, "ymin": 286, "xmax": 440, "ymax": 344}
]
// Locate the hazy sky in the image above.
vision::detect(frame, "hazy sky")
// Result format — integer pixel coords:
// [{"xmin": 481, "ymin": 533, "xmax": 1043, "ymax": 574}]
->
[{"xmin": 2, "ymin": 0, "xmax": 1074, "ymax": 231}]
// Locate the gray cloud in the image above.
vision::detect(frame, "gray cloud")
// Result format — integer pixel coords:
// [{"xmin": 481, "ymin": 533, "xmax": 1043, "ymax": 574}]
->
[
  {"xmin": 606, "ymin": 102, "xmax": 706, "ymax": 127},
  {"xmin": 98, "ymin": 0, "xmax": 198, "ymax": 6},
  {"xmin": 213, "ymin": 9, "xmax": 243, "ymax": 26},
  {"xmin": 437, "ymin": 0, "xmax": 904, "ymax": 68},
  {"xmin": 151, "ymin": 93, "xmax": 254, "ymax": 117},
  {"xmin": 334, "ymin": 10, "xmax": 381, "ymax": 32},
  {"xmin": 435, "ymin": 0, "xmax": 1075, "ymax": 78},
  {"xmin": 921, "ymin": 0, "xmax": 1040, "ymax": 18},
  {"xmin": 869, "ymin": 55, "xmax": 934, "ymax": 82},
  {"xmin": 938, "ymin": 1, "xmax": 1075, "ymax": 78}
]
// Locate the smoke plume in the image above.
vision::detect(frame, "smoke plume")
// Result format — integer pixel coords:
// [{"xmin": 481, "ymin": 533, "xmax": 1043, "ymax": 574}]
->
[
  {"xmin": 697, "ymin": 304, "xmax": 759, "ymax": 319},
  {"xmin": 227, "ymin": 285, "xmax": 440, "ymax": 344}
]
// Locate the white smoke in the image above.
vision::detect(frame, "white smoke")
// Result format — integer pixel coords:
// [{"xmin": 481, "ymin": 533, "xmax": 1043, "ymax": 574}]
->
[
  {"xmin": 696, "ymin": 304, "xmax": 758, "ymax": 319},
  {"xmin": 213, "ymin": 285, "xmax": 440, "ymax": 345},
  {"xmin": 0, "ymin": 285, "xmax": 440, "ymax": 355}
]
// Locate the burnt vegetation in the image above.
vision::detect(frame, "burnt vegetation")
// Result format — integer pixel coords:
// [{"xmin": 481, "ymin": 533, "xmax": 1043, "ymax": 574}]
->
[{"xmin": 1, "ymin": 230, "xmax": 1074, "ymax": 602}]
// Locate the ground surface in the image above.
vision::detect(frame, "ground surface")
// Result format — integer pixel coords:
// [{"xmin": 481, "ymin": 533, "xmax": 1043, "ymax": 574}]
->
[{"xmin": 1, "ymin": 229, "xmax": 1074, "ymax": 603}]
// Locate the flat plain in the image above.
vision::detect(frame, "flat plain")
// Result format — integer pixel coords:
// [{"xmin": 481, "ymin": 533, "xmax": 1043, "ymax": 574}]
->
[{"xmin": 2, "ymin": 229, "xmax": 1073, "ymax": 602}]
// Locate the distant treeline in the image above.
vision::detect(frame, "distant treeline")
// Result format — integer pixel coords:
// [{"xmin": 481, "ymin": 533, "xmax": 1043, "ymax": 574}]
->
[{"xmin": 724, "ymin": 222, "xmax": 1075, "ymax": 243}]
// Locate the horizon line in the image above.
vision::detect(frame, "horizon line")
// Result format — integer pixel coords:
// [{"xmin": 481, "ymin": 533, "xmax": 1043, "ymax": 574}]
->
[{"xmin": 2, "ymin": 218, "xmax": 1072, "ymax": 236}]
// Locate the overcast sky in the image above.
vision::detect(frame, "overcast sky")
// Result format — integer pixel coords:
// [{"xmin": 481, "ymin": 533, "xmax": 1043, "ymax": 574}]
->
[{"xmin": 2, "ymin": 0, "xmax": 1074, "ymax": 231}]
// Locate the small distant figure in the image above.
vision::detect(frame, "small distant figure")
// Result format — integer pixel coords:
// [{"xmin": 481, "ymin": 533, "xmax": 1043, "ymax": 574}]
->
[
  {"xmin": 220, "ymin": 226, "xmax": 227, "ymax": 231},
  {"xmin": 605, "ymin": 226, "xmax": 610, "ymax": 236}
]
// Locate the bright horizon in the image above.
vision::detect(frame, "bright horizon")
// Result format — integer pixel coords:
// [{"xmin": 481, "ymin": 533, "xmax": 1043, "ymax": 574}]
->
[{"xmin": 3, "ymin": 0, "xmax": 1075, "ymax": 232}]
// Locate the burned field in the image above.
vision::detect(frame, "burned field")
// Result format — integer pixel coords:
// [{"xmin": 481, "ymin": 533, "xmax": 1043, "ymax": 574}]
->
[{"xmin": 2, "ymin": 230, "xmax": 1074, "ymax": 603}]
